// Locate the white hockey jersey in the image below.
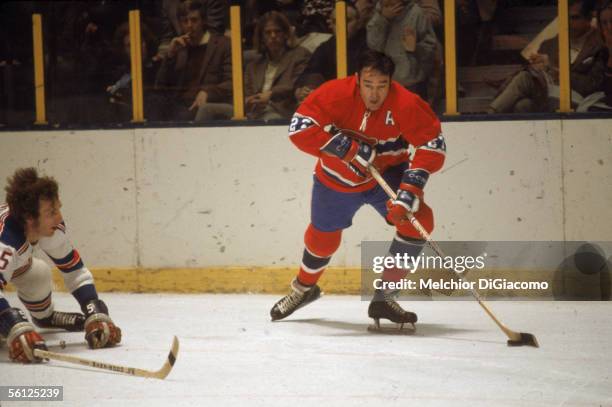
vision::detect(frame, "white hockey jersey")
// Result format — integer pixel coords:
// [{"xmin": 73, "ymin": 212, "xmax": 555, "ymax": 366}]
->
[{"xmin": 0, "ymin": 203, "xmax": 94, "ymax": 312}]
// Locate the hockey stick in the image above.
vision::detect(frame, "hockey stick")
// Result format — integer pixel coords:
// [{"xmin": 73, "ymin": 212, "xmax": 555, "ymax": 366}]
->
[
  {"xmin": 368, "ymin": 165, "xmax": 539, "ymax": 348},
  {"xmin": 33, "ymin": 336, "xmax": 180, "ymax": 379}
]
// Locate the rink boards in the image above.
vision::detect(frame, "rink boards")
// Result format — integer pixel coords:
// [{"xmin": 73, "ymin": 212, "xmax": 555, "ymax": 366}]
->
[{"xmin": 1, "ymin": 119, "xmax": 610, "ymax": 294}]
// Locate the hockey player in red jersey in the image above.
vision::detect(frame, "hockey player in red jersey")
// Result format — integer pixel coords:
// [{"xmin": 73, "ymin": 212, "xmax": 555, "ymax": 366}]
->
[
  {"xmin": 270, "ymin": 50, "xmax": 446, "ymax": 327},
  {"xmin": 0, "ymin": 168, "xmax": 121, "ymax": 363}
]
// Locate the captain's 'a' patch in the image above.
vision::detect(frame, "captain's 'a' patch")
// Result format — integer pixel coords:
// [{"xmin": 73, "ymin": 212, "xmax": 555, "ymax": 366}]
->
[
  {"xmin": 288, "ymin": 113, "xmax": 318, "ymax": 135},
  {"xmin": 385, "ymin": 111, "xmax": 395, "ymax": 125}
]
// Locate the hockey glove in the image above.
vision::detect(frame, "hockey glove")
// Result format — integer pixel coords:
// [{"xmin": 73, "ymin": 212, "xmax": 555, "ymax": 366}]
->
[
  {"xmin": 321, "ymin": 132, "xmax": 376, "ymax": 178},
  {"xmin": 0, "ymin": 308, "xmax": 47, "ymax": 363},
  {"xmin": 387, "ymin": 169, "xmax": 429, "ymax": 224},
  {"xmin": 83, "ymin": 299, "xmax": 122, "ymax": 349}
]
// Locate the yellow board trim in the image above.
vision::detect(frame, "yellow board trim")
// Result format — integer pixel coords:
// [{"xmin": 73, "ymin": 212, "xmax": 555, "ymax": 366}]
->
[{"xmin": 41, "ymin": 267, "xmax": 363, "ymax": 294}]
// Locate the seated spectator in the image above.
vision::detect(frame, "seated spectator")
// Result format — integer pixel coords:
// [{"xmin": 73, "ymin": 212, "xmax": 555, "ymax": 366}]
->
[
  {"xmin": 488, "ymin": 0, "xmax": 604, "ymax": 113},
  {"xmin": 294, "ymin": 2, "xmax": 369, "ymax": 103},
  {"xmin": 106, "ymin": 22, "xmax": 162, "ymax": 121},
  {"xmin": 198, "ymin": 11, "xmax": 310, "ymax": 121},
  {"xmin": 598, "ymin": 1, "xmax": 612, "ymax": 105},
  {"xmin": 155, "ymin": 0, "xmax": 232, "ymax": 121},
  {"xmin": 417, "ymin": 0, "xmax": 443, "ymax": 107},
  {"xmin": 155, "ymin": 0, "xmax": 229, "ymax": 60},
  {"xmin": 245, "ymin": 11, "xmax": 310, "ymax": 120},
  {"xmin": 366, "ymin": 0, "xmax": 437, "ymax": 100}
]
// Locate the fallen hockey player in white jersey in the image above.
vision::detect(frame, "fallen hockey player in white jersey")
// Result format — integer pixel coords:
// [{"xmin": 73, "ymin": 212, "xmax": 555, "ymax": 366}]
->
[{"xmin": 0, "ymin": 167, "xmax": 121, "ymax": 363}]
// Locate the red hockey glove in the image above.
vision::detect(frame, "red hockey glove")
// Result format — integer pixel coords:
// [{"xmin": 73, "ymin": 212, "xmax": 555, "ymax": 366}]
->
[
  {"xmin": 386, "ymin": 169, "xmax": 429, "ymax": 224},
  {"xmin": 1, "ymin": 308, "xmax": 47, "ymax": 363},
  {"xmin": 321, "ymin": 132, "xmax": 376, "ymax": 178},
  {"xmin": 83, "ymin": 300, "xmax": 122, "ymax": 349}
]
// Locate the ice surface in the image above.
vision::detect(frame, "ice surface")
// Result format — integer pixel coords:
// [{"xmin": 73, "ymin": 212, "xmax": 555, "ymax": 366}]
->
[{"xmin": 1, "ymin": 292, "xmax": 611, "ymax": 406}]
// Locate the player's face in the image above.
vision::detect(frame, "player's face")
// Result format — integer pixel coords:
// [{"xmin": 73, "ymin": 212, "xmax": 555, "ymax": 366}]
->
[
  {"xmin": 358, "ymin": 68, "xmax": 390, "ymax": 111},
  {"xmin": 35, "ymin": 199, "xmax": 63, "ymax": 237}
]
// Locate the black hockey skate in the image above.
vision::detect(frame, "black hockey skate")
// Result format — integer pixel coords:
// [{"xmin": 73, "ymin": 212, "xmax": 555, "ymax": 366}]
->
[
  {"xmin": 32, "ymin": 311, "xmax": 86, "ymax": 332},
  {"xmin": 368, "ymin": 289, "xmax": 417, "ymax": 332},
  {"xmin": 270, "ymin": 278, "xmax": 321, "ymax": 321}
]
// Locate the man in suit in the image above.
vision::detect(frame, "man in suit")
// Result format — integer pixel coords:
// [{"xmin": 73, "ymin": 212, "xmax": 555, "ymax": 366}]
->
[
  {"xmin": 244, "ymin": 11, "xmax": 311, "ymax": 120},
  {"xmin": 155, "ymin": 0, "xmax": 232, "ymax": 121},
  {"xmin": 489, "ymin": 0, "xmax": 604, "ymax": 113},
  {"xmin": 155, "ymin": 0, "xmax": 229, "ymax": 60}
]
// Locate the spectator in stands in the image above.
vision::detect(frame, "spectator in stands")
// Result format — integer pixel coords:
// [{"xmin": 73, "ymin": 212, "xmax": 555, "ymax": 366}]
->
[
  {"xmin": 294, "ymin": 3, "xmax": 368, "ymax": 103},
  {"xmin": 488, "ymin": 0, "xmax": 604, "ymax": 113},
  {"xmin": 598, "ymin": 1, "xmax": 612, "ymax": 105},
  {"xmin": 366, "ymin": 0, "xmax": 437, "ymax": 100},
  {"xmin": 155, "ymin": 0, "xmax": 232, "ymax": 121},
  {"xmin": 417, "ymin": 0, "xmax": 443, "ymax": 107},
  {"xmin": 245, "ymin": 11, "xmax": 311, "ymax": 120},
  {"xmin": 155, "ymin": 0, "xmax": 229, "ymax": 60}
]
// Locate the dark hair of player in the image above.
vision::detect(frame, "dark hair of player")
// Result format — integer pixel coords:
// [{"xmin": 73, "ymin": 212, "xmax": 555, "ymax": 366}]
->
[
  {"xmin": 5, "ymin": 167, "xmax": 59, "ymax": 228},
  {"xmin": 357, "ymin": 49, "xmax": 395, "ymax": 78}
]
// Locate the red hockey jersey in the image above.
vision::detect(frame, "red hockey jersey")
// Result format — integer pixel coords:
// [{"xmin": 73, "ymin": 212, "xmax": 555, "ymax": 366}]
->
[{"xmin": 288, "ymin": 75, "xmax": 445, "ymax": 193}]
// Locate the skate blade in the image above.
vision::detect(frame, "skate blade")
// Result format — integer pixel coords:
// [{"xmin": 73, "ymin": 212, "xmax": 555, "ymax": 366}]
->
[{"xmin": 367, "ymin": 322, "xmax": 416, "ymax": 335}]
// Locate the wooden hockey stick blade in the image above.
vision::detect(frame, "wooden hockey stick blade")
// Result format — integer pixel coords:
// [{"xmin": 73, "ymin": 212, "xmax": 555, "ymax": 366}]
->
[
  {"xmin": 478, "ymin": 300, "xmax": 539, "ymax": 347},
  {"xmin": 33, "ymin": 336, "xmax": 179, "ymax": 379}
]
